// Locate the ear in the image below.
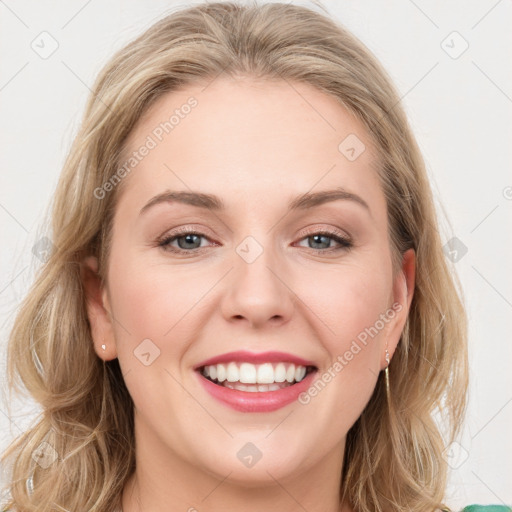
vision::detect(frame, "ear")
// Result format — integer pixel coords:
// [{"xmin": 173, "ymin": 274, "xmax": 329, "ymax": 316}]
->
[
  {"xmin": 381, "ymin": 248, "xmax": 415, "ymax": 369},
  {"xmin": 80, "ymin": 255, "xmax": 117, "ymax": 361}
]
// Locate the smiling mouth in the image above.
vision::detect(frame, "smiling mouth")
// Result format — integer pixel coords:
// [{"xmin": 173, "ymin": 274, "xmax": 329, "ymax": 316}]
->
[{"xmin": 197, "ymin": 362, "xmax": 317, "ymax": 392}]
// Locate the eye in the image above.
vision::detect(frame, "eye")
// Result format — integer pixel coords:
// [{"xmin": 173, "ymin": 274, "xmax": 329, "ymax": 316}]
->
[
  {"xmin": 156, "ymin": 227, "xmax": 353, "ymax": 255},
  {"xmin": 157, "ymin": 228, "xmax": 214, "ymax": 254},
  {"xmin": 295, "ymin": 229, "xmax": 353, "ymax": 253}
]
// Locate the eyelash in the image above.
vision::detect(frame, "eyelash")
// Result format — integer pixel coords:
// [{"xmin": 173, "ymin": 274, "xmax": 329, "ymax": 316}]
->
[{"xmin": 156, "ymin": 226, "xmax": 353, "ymax": 256}]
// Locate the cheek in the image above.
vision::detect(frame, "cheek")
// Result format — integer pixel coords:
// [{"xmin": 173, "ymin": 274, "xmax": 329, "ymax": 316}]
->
[
  {"xmin": 108, "ymin": 245, "xmax": 205, "ymax": 339},
  {"xmin": 295, "ymin": 260, "xmax": 391, "ymax": 346}
]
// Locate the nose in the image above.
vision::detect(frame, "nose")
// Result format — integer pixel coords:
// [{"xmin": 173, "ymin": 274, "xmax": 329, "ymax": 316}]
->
[{"xmin": 220, "ymin": 242, "xmax": 294, "ymax": 329}]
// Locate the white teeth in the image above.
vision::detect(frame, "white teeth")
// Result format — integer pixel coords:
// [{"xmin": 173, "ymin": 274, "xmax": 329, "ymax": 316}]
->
[
  {"xmin": 216, "ymin": 363, "xmax": 227, "ymax": 382},
  {"xmin": 295, "ymin": 366, "xmax": 306, "ymax": 382},
  {"xmin": 201, "ymin": 361, "xmax": 312, "ymax": 385},
  {"xmin": 257, "ymin": 363, "xmax": 275, "ymax": 384},
  {"xmin": 222, "ymin": 381, "xmax": 293, "ymax": 392},
  {"xmin": 226, "ymin": 362, "xmax": 239, "ymax": 382},
  {"xmin": 274, "ymin": 363, "xmax": 286, "ymax": 382},
  {"xmin": 239, "ymin": 363, "xmax": 257, "ymax": 383}
]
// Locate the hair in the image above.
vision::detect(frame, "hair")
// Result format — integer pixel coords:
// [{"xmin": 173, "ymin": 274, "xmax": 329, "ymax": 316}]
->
[{"xmin": 1, "ymin": 1, "xmax": 468, "ymax": 511}]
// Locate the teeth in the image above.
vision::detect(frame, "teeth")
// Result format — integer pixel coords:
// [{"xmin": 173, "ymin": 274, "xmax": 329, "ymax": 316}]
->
[
  {"xmin": 274, "ymin": 363, "xmax": 286, "ymax": 382},
  {"xmin": 257, "ymin": 363, "xmax": 274, "ymax": 384},
  {"xmin": 222, "ymin": 382, "xmax": 292, "ymax": 392},
  {"xmin": 226, "ymin": 362, "xmax": 239, "ymax": 382},
  {"xmin": 240, "ymin": 362, "xmax": 257, "ymax": 383},
  {"xmin": 285, "ymin": 364, "xmax": 295, "ymax": 383},
  {"xmin": 295, "ymin": 366, "xmax": 306, "ymax": 382},
  {"xmin": 217, "ymin": 363, "xmax": 227, "ymax": 382},
  {"xmin": 202, "ymin": 361, "xmax": 311, "ymax": 385}
]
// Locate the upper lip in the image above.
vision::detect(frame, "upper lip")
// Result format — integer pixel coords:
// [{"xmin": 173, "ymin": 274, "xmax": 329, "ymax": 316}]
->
[{"xmin": 193, "ymin": 350, "xmax": 317, "ymax": 371}]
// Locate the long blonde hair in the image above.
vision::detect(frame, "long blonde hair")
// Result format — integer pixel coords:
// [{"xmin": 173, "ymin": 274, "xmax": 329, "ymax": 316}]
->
[{"xmin": 1, "ymin": 2, "xmax": 468, "ymax": 511}]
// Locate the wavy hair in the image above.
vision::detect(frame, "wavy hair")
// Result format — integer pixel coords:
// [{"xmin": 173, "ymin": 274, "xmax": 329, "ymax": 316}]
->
[{"xmin": 1, "ymin": 2, "xmax": 468, "ymax": 511}]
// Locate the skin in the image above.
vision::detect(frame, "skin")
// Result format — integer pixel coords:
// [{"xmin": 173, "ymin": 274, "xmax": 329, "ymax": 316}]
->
[{"xmin": 81, "ymin": 77, "xmax": 415, "ymax": 512}]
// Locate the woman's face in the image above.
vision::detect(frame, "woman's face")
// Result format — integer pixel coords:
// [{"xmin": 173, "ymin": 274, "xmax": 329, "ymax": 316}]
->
[{"xmin": 85, "ymin": 77, "xmax": 414, "ymax": 487}]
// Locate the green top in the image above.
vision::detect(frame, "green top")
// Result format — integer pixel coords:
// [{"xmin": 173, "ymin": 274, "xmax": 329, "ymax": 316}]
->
[{"xmin": 461, "ymin": 507, "xmax": 512, "ymax": 512}]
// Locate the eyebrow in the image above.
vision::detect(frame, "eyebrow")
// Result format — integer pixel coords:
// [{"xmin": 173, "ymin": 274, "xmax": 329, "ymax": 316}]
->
[{"xmin": 139, "ymin": 186, "xmax": 371, "ymax": 216}]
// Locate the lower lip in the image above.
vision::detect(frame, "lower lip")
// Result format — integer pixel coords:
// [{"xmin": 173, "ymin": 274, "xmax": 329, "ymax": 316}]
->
[{"xmin": 195, "ymin": 370, "xmax": 317, "ymax": 413}]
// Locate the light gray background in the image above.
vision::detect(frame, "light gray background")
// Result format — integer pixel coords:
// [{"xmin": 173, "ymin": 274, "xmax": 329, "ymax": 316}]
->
[{"xmin": 1, "ymin": 0, "xmax": 511, "ymax": 508}]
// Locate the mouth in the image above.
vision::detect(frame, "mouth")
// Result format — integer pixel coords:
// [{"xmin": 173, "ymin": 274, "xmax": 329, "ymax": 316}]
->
[
  {"xmin": 193, "ymin": 350, "xmax": 319, "ymax": 412},
  {"xmin": 197, "ymin": 362, "xmax": 318, "ymax": 392}
]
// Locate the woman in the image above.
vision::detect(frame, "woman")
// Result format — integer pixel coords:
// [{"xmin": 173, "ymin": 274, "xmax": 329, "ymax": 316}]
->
[{"xmin": 1, "ymin": 2, "xmax": 508, "ymax": 511}]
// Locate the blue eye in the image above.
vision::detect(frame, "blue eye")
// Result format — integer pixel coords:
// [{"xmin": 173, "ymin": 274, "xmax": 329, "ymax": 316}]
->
[
  {"xmin": 297, "ymin": 232, "xmax": 352, "ymax": 252},
  {"xmin": 157, "ymin": 229, "xmax": 352, "ymax": 255},
  {"xmin": 159, "ymin": 232, "xmax": 206, "ymax": 251}
]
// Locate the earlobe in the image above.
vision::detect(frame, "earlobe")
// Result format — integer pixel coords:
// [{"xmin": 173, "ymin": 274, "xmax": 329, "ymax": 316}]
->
[{"xmin": 80, "ymin": 255, "xmax": 117, "ymax": 361}]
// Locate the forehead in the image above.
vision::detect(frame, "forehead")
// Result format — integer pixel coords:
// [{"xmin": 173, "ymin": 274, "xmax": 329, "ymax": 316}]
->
[{"xmin": 116, "ymin": 77, "xmax": 384, "ymax": 215}]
